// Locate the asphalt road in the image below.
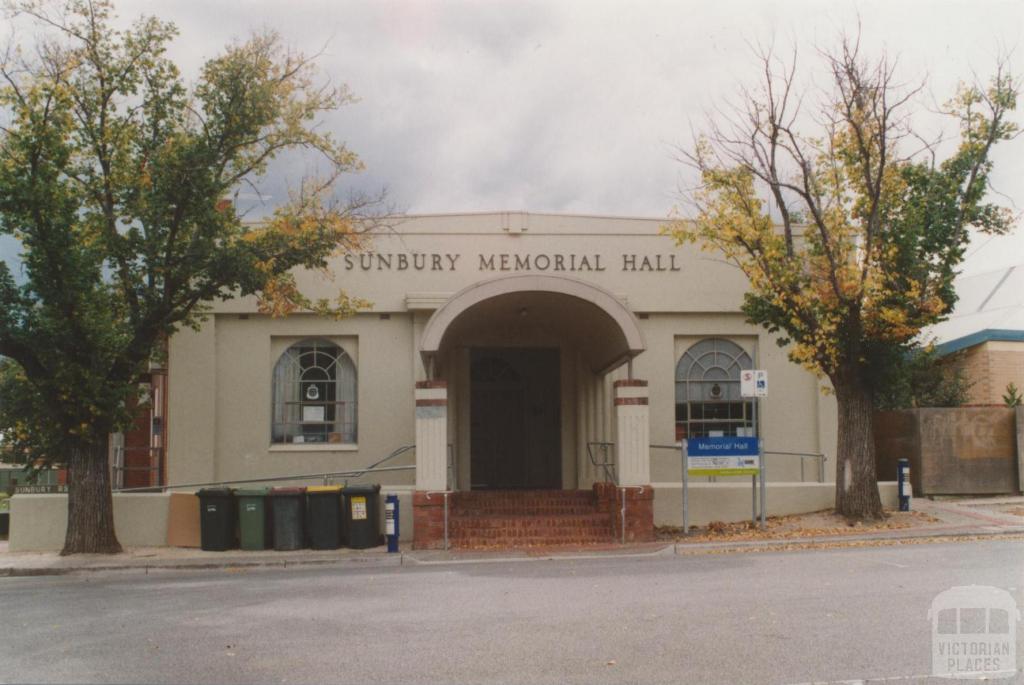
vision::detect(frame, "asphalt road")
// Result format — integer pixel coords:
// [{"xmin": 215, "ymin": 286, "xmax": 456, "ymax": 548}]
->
[{"xmin": 2, "ymin": 540, "xmax": 1023, "ymax": 685}]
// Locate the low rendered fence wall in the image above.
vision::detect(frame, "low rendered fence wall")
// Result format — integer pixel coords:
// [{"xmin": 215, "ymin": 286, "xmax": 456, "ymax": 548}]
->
[
  {"xmin": 652, "ymin": 481, "xmax": 898, "ymax": 529},
  {"xmin": 875, "ymin": 408, "xmax": 1022, "ymax": 496},
  {"xmin": 8, "ymin": 487, "xmax": 415, "ymax": 552},
  {"xmin": 9, "ymin": 493, "xmax": 171, "ymax": 552},
  {"xmin": 12, "ymin": 483, "xmax": 894, "ymax": 550}
]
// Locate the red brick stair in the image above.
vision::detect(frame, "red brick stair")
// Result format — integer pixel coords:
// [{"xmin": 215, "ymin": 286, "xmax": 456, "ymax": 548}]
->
[{"xmin": 448, "ymin": 490, "xmax": 614, "ymax": 549}]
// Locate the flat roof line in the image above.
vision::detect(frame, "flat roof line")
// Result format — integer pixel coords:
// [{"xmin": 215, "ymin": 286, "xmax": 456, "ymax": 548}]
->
[
  {"xmin": 935, "ymin": 328, "xmax": 1024, "ymax": 356},
  {"xmin": 392, "ymin": 210, "xmax": 672, "ymax": 221}
]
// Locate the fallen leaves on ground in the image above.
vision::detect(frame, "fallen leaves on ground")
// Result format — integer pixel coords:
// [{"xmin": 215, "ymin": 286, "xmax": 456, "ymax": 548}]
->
[
  {"xmin": 659, "ymin": 509, "xmax": 941, "ymax": 543},
  {"xmin": 675, "ymin": 533, "xmax": 1024, "ymax": 556}
]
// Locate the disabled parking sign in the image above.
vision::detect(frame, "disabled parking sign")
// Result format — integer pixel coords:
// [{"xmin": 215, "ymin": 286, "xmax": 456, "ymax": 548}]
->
[{"xmin": 740, "ymin": 369, "xmax": 768, "ymax": 397}]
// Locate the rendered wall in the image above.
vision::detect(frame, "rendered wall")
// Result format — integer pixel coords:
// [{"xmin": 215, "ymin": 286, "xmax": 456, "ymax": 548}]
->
[
  {"xmin": 653, "ymin": 481, "xmax": 899, "ymax": 528},
  {"xmin": 9, "ymin": 493, "xmax": 171, "ymax": 552},
  {"xmin": 167, "ymin": 213, "xmax": 839, "ymax": 495},
  {"xmin": 169, "ymin": 313, "xmax": 417, "ymax": 489},
  {"xmin": 8, "ymin": 487, "xmax": 414, "ymax": 552}
]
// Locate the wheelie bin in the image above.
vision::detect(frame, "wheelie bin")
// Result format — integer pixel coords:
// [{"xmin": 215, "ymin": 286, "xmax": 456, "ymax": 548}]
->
[
  {"xmin": 236, "ymin": 487, "xmax": 273, "ymax": 550},
  {"xmin": 307, "ymin": 485, "xmax": 344, "ymax": 550},
  {"xmin": 197, "ymin": 487, "xmax": 236, "ymax": 551},
  {"xmin": 342, "ymin": 484, "xmax": 381, "ymax": 549},
  {"xmin": 270, "ymin": 487, "xmax": 307, "ymax": 550}
]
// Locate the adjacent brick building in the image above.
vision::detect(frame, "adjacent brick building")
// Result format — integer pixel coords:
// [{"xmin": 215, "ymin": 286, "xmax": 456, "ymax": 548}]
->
[
  {"xmin": 940, "ymin": 336, "xmax": 1024, "ymax": 406},
  {"xmin": 929, "ymin": 264, "xmax": 1024, "ymax": 407}
]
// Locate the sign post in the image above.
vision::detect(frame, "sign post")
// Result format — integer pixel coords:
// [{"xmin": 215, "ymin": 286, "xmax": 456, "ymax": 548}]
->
[
  {"xmin": 742, "ymin": 368, "xmax": 768, "ymax": 529},
  {"xmin": 681, "ymin": 369, "xmax": 768, "ymax": 535}
]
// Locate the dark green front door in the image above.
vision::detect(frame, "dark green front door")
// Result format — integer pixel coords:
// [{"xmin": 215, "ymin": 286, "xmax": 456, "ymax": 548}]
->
[{"xmin": 470, "ymin": 348, "xmax": 561, "ymax": 489}]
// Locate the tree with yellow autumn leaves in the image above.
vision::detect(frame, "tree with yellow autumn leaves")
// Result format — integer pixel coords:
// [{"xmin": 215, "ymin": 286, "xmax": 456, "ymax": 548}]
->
[
  {"xmin": 0, "ymin": 0, "xmax": 374, "ymax": 553},
  {"xmin": 665, "ymin": 36, "xmax": 1018, "ymax": 519}
]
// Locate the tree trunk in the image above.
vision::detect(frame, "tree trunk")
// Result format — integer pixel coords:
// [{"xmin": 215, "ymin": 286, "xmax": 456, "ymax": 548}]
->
[
  {"xmin": 832, "ymin": 370, "xmax": 885, "ymax": 520},
  {"xmin": 62, "ymin": 439, "xmax": 122, "ymax": 555}
]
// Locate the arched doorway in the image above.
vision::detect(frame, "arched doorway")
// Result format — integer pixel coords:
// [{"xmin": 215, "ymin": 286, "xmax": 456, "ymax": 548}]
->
[
  {"xmin": 419, "ymin": 274, "xmax": 646, "ymax": 491},
  {"xmin": 420, "ymin": 274, "xmax": 645, "ymax": 375}
]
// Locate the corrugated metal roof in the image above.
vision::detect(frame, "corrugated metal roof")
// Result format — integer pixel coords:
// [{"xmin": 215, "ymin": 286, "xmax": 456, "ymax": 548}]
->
[{"xmin": 926, "ymin": 259, "xmax": 1024, "ymax": 354}]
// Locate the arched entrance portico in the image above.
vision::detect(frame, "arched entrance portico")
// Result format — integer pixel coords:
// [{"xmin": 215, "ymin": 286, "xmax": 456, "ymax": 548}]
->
[
  {"xmin": 420, "ymin": 274, "xmax": 646, "ymax": 485},
  {"xmin": 419, "ymin": 274, "xmax": 646, "ymax": 376},
  {"xmin": 411, "ymin": 275, "xmax": 654, "ymax": 548}
]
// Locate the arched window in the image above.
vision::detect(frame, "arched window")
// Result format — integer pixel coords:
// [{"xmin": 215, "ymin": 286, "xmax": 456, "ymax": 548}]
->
[
  {"xmin": 272, "ymin": 339, "xmax": 357, "ymax": 445},
  {"xmin": 675, "ymin": 338, "xmax": 754, "ymax": 440}
]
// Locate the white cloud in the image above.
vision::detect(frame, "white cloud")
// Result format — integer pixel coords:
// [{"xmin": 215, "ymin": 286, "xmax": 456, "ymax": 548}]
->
[{"xmin": 2, "ymin": 0, "xmax": 1022, "ymax": 276}]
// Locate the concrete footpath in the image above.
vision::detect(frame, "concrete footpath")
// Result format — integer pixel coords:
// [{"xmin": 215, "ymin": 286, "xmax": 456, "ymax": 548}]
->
[{"xmin": 2, "ymin": 496, "xmax": 1023, "ymax": 577}]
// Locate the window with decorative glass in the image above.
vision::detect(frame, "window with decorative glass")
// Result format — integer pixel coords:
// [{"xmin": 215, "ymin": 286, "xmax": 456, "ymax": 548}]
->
[
  {"xmin": 272, "ymin": 339, "xmax": 357, "ymax": 445},
  {"xmin": 675, "ymin": 338, "xmax": 754, "ymax": 440}
]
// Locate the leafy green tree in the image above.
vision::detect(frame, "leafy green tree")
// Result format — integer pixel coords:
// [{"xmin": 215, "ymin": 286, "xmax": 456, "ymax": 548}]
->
[
  {"xmin": 873, "ymin": 344, "xmax": 971, "ymax": 410},
  {"xmin": 0, "ymin": 0, "xmax": 373, "ymax": 553},
  {"xmin": 665, "ymin": 37, "xmax": 1018, "ymax": 519}
]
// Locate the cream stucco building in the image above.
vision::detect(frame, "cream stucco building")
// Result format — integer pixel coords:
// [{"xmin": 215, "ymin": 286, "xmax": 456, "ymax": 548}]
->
[{"xmin": 166, "ymin": 211, "xmax": 844, "ymax": 548}]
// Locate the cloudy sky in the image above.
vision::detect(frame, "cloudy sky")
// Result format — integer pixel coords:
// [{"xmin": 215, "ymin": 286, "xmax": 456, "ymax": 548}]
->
[{"xmin": 3, "ymin": 0, "xmax": 1024, "ymax": 274}]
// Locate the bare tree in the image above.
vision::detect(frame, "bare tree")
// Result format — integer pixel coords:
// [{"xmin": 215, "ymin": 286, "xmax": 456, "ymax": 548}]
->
[{"xmin": 666, "ymin": 34, "xmax": 1018, "ymax": 519}]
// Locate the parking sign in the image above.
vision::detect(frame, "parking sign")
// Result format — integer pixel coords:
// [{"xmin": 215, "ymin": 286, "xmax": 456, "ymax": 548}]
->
[{"xmin": 741, "ymin": 369, "xmax": 768, "ymax": 397}]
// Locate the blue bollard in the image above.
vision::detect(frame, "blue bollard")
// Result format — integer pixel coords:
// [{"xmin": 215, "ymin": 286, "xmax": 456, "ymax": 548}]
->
[
  {"xmin": 897, "ymin": 458, "xmax": 911, "ymax": 512},
  {"xmin": 385, "ymin": 493, "xmax": 400, "ymax": 553}
]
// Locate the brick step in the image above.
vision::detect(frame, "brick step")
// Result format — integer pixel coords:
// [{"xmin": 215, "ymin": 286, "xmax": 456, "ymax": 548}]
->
[
  {"xmin": 452, "ymin": 524, "xmax": 610, "ymax": 532},
  {"xmin": 452, "ymin": 500, "xmax": 598, "ymax": 510},
  {"xmin": 451, "ymin": 506, "xmax": 601, "ymax": 516},
  {"xmin": 440, "ymin": 490, "xmax": 615, "ymax": 548},
  {"xmin": 448, "ymin": 524, "xmax": 606, "ymax": 532},
  {"xmin": 451, "ymin": 531, "xmax": 613, "ymax": 542},
  {"xmin": 451, "ymin": 536, "xmax": 614, "ymax": 548},
  {"xmin": 449, "ymin": 514, "xmax": 609, "ymax": 530},
  {"xmin": 453, "ymin": 490, "xmax": 597, "ymax": 502}
]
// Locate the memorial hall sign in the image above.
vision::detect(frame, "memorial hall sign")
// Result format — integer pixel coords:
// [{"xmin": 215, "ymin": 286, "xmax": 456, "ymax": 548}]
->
[{"xmin": 342, "ymin": 252, "xmax": 682, "ymax": 273}]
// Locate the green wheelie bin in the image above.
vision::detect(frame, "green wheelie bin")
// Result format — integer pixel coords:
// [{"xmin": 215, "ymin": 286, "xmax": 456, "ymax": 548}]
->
[
  {"xmin": 342, "ymin": 484, "xmax": 381, "ymax": 549},
  {"xmin": 306, "ymin": 485, "xmax": 343, "ymax": 550},
  {"xmin": 197, "ymin": 487, "xmax": 236, "ymax": 551},
  {"xmin": 270, "ymin": 487, "xmax": 307, "ymax": 551},
  {"xmin": 236, "ymin": 487, "xmax": 273, "ymax": 550}
]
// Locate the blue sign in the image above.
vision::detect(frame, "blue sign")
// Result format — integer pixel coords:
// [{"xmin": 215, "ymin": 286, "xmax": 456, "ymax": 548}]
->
[
  {"xmin": 685, "ymin": 436, "xmax": 761, "ymax": 475},
  {"xmin": 686, "ymin": 437, "xmax": 759, "ymax": 456}
]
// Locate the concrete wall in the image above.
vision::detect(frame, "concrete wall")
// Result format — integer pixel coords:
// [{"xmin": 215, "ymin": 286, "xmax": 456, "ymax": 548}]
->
[
  {"xmin": 875, "ymin": 408, "xmax": 1021, "ymax": 495},
  {"xmin": 169, "ymin": 314, "xmax": 417, "ymax": 489},
  {"xmin": 9, "ymin": 493, "xmax": 171, "ymax": 552},
  {"xmin": 653, "ymin": 481, "xmax": 899, "ymax": 528},
  {"xmin": 166, "ymin": 213, "xmax": 838, "ymax": 498},
  {"xmin": 8, "ymin": 487, "xmax": 414, "ymax": 552}
]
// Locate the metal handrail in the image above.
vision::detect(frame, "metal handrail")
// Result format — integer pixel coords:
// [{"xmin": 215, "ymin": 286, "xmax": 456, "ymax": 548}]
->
[
  {"xmin": 113, "ymin": 464, "xmax": 415, "ymax": 493},
  {"xmin": 651, "ymin": 443, "xmax": 722, "ymax": 481},
  {"xmin": 651, "ymin": 442, "xmax": 828, "ymax": 483},
  {"xmin": 424, "ymin": 490, "xmax": 454, "ymax": 551},
  {"xmin": 763, "ymin": 450, "xmax": 827, "ymax": 483},
  {"xmin": 618, "ymin": 485, "xmax": 646, "ymax": 544},
  {"xmin": 447, "ymin": 443, "xmax": 455, "ymax": 491},
  {"xmin": 345, "ymin": 444, "xmax": 415, "ymax": 483},
  {"xmin": 112, "ymin": 446, "xmax": 164, "ymax": 490},
  {"xmin": 586, "ymin": 441, "xmax": 617, "ymax": 483}
]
